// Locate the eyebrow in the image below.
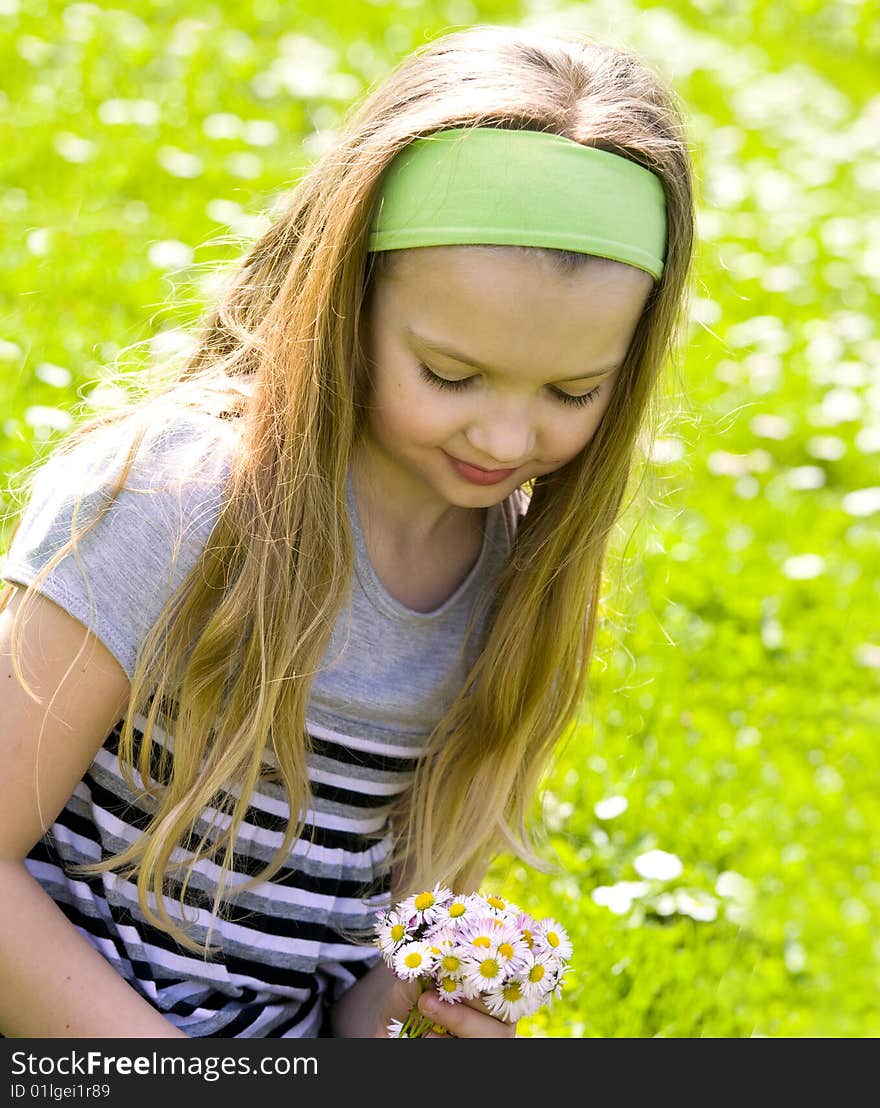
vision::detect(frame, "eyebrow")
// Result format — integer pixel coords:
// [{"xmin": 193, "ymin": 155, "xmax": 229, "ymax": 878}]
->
[{"xmin": 405, "ymin": 328, "xmax": 622, "ymax": 383}]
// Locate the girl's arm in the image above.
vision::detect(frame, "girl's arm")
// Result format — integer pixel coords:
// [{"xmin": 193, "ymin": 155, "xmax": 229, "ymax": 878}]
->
[
  {"xmin": 0, "ymin": 860, "xmax": 189, "ymax": 1037},
  {"xmin": 0, "ymin": 587, "xmax": 188, "ymax": 1038}
]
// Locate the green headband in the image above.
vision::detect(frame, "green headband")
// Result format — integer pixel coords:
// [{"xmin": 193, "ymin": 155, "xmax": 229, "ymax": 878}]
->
[{"xmin": 368, "ymin": 127, "xmax": 667, "ymax": 280}]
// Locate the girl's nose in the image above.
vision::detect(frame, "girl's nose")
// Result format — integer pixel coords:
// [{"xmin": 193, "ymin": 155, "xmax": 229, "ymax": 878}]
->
[{"xmin": 464, "ymin": 404, "xmax": 537, "ymax": 467}]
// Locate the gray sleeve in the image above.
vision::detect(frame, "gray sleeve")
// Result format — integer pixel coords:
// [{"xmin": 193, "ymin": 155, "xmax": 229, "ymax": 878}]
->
[{"xmin": 0, "ymin": 415, "xmax": 234, "ymax": 682}]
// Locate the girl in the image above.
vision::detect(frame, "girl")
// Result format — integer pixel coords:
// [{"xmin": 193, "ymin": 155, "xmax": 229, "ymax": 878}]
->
[{"xmin": 0, "ymin": 24, "xmax": 695, "ymax": 1038}]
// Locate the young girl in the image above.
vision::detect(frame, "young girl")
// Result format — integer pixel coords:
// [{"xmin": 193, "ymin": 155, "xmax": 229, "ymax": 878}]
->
[{"xmin": 0, "ymin": 24, "xmax": 695, "ymax": 1038}]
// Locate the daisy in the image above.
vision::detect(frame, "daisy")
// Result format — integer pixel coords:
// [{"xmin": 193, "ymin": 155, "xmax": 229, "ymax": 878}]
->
[
  {"xmin": 397, "ymin": 884, "xmax": 454, "ymax": 928},
  {"xmin": 455, "ymin": 913, "xmax": 506, "ymax": 954},
  {"xmin": 431, "ymin": 892, "xmax": 481, "ymax": 926},
  {"xmin": 539, "ymin": 965, "xmax": 566, "ymax": 1003},
  {"xmin": 386, "ymin": 1018, "xmax": 406, "ymax": 1038},
  {"xmin": 486, "ymin": 919, "xmax": 530, "ymax": 973},
  {"xmin": 483, "ymin": 977, "xmax": 539, "ymax": 1022},
  {"xmin": 434, "ymin": 974, "xmax": 468, "ymax": 1004},
  {"xmin": 480, "ymin": 892, "xmax": 521, "ymax": 919},
  {"xmin": 461, "ymin": 949, "xmax": 509, "ymax": 994},
  {"xmin": 520, "ymin": 950, "xmax": 559, "ymax": 999},
  {"xmin": 423, "ymin": 930, "xmax": 468, "ymax": 980},
  {"xmin": 512, "ymin": 910, "xmax": 540, "ymax": 952},
  {"xmin": 422, "ymin": 922, "xmax": 457, "ymax": 949},
  {"xmin": 455, "ymin": 915, "xmax": 529, "ymax": 972},
  {"xmin": 533, "ymin": 917, "xmax": 573, "ymax": 962},
  {"xmin": 376, "ymin": 910, "xmax": 414, "ymax": 961},
  {"xmin": 392, "ymin": 940, "xmax": 436, "ymax": 980}
]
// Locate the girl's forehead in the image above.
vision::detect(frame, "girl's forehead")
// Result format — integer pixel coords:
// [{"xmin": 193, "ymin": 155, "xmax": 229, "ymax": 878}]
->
[
  {"xmin": 370, "ymin": 245, "xmax": 653, "ymax": 363},
  {"xmin": 379, "ymin": 244, "xmax": 651, "ymax": 303}
]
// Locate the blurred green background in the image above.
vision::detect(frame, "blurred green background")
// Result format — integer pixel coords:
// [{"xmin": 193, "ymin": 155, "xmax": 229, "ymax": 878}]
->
[{"xmin": 2, "ymin": 0, "xmax": 878, "ymax": 1037}]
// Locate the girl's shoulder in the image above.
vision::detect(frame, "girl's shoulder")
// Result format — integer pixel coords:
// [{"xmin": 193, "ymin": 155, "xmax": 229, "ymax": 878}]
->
[{"xmin": 0, "ymin": 407, "xmax": 237, "ymax": 681}]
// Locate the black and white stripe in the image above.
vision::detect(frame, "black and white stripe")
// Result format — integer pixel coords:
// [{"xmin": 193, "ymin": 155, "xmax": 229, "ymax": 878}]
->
[{"xmin": 24, "ymin": 695, "xmax": 425, "ymax": 1037}]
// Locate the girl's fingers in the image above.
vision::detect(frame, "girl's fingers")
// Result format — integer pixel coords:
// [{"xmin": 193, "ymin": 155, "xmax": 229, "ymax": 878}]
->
[{"xmin": 417, "ymin": 991, "xmax": 516, "ymax": 1039}]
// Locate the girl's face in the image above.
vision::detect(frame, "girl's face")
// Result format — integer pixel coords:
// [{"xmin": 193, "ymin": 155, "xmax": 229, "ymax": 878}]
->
[{"xmin": 358, "ymin": 245, "xmax": 654, "ymax": 519}]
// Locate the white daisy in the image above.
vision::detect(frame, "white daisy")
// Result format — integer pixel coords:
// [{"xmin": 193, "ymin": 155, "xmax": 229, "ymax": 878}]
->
[
  {"xmin": 512, "ymin": 910, "xmax": 540, "ymax": 952},
  {"xmin": 533, "ymin": 917, "xmax": 573, "ymax": 962},
  {"xmin": 392, "ymin": 940, "xmax": 436, "ymax": 980},
  {"xmin": 520, "ymin": 950, "xmax": 559, "ymax": 998},
  {"xmin": 482, "ymin": 977, "xmax": 539, "ymax": 1022},
  {"xmin": 431, "ymin": 892, "xmax": 480, "ymax": 926},
  {"xmin": 480, "ymin": 892, "xmax": 521, "ymax": 920},
  {"xmin": 486, "ymin": 919, "xmax": 530, "ymax": 973},
  {"xmin": 422, "ymin": 922, "xmax": 457, "ymax": 949},
  {"xmin": 434, "ymin": 974, "xmax": 468, "ymax": 1004},
  {"xmin": 423, "ymin": 931, "xmax": 468, "ymax": 980},
  {"xmin": 454, "ymin": 914, "xmax": 528, "ymax": 976},
  {"xmin": 386, "ymin": 1018, "xmax": 406, "ymax": 1038},
  {"xmin": 397, "ymin": 884, "xmax": 454, "ymax": 927},
  {"xmin": 455, "ymin": 913, "xmax": 507, "ymax": 955},
  {"xmin": 376, "ymin": 910, "xmax": 414, "ymax": 962},
  {"xmin": 461, "ymin": 949, "xmax": 510, "ymax": 994}
]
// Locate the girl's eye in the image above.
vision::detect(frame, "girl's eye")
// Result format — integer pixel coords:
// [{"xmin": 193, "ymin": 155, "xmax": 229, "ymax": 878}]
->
[{"xmin": 416, "ymin": 363, "xmax": 602, "ymax": 409}]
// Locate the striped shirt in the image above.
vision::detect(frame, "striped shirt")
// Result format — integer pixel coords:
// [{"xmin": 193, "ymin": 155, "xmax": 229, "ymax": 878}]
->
[{"xmin": 1, "ymin": 414, "xmax": 528, "ymax": 1036}]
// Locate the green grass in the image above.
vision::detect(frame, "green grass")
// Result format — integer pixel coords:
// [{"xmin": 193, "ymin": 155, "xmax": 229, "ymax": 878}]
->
[{"xmin": 2, "ymin": 0, "xmax": 878, "ymax": 1037}]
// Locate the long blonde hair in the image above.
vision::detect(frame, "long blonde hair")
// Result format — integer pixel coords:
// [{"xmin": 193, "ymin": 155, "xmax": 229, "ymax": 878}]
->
[{"xmin": 1, "ymin": 25, "xmax": 696, "ymax": 955}]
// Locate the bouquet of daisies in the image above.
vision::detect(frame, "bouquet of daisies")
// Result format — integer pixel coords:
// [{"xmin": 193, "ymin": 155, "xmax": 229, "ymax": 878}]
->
[{"xmin": 374, "ymin": 885, "xmax": 573, "ymax": 1037}]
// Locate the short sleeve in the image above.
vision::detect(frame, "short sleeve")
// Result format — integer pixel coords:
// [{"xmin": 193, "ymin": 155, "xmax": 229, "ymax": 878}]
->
[{"xmin": 0, "ymin": 413, "xmax": 235, "ymax": 681}]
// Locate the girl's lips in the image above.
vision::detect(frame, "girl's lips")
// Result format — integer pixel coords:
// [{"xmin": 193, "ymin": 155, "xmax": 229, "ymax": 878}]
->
[{"xmin": 444, "ymin": 452, "xmax": 517, "ymax": 485}]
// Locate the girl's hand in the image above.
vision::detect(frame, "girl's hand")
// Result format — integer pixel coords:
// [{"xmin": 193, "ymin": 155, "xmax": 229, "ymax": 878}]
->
[
  {"xmin": 329, "ymin": 957, "xmax": 517, "ymax": 1037},
  {"xmin": 417, "ymin": 989, "xmax": 517, "ymax": 1038}
]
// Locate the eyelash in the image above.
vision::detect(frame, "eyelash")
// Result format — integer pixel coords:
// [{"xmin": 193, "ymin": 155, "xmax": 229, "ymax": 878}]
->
[{"xmin": 416, "ymin": 364, "xmax": 603, "ymax": 408}]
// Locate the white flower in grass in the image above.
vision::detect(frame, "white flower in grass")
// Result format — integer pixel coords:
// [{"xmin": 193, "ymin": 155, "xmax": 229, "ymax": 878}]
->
[
  {"xmin": 393, "ymin": 940, "xmax": 436, "ymax": 980},
  {"xmin": 483, "ymin": 977, "xmax": 539, "ymax": 1022},
  {"xmin": 386, "ymin": 1018, "xmax": 405, "ymax": 1038},
  {"xmin": 533, "ymin": 918, "xmax": 573, "ymax": 962},
  {"xmin": 397, "ymin": 884, "xmax": 454, "ymax": 927},
  {"xmin": 376, "ymin": 910, "xmax": 414, "ymax": 961}
]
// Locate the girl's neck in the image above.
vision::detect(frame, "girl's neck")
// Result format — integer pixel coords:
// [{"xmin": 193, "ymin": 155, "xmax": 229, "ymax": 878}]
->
[{"xmin": 349, "ymin": 441, "xmax": 486, "ymax": 559}]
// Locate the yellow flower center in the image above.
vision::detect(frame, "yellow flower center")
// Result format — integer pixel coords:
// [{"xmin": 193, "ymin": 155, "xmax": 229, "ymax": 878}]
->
[
  {"xmin": 498, "ymin": 942, "xmax": 515, "ymax": 959},
  {"xmin": 390, "ymin": 924, "xmax": 405, "ymax": 942},
  {"xmin": 479, "ymin": 958, "xmax": 500, "ymax": 979},
  {"xmin": 440, "ymin": 977, "xmax": 458, "ymax": 994},
  {"xmin": 487, "ymin": 895, "xmax": 506, "ymax": 910},
  {"xmin": 528, "ymin": 964, "xmax": 545, "ymax": 983},
  {"xmin": 404, "ymin": 951, "xmax": 423, "ymax": 968},
  {"xmin": 473, "ymin": 935, "xmax": 492, "ymax": 949},
  {"xmin": 522, "ymin": 929, "xmax": 534, "ymax": 949},
  {"xmin": 547, "ymin": 931, "xmax": 560, "ymax": 948},
  {"xmin": 449, "ymin": 902, "xmax": 467, "ymax": 917},
  {"xmin": 503, "ymin": 983, "xmax": 523, "ymax": 1001},
  {"xmin": 414, "ymin": 892, "xmax": 435, "ymax": 911},
  {"xmin": 442, "ymin": 955, "xmax": 461, "ymax": 972}
]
